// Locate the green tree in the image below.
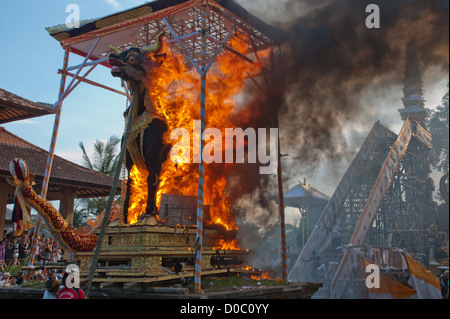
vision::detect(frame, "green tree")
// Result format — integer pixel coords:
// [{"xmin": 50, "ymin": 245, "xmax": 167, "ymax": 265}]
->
[
  {"xmin": 79, "ymin": 135, "xmax": 121, "ymax": 175},
  {"xmin": 427, "ymin": 83, "xmax": 449, "ymax": 174},
  {"xmin": 73, "ymin": 136, "xmax": 121, "ymax": 227}
]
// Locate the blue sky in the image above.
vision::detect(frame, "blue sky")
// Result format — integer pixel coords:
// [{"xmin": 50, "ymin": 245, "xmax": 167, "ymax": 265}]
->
[{"xmin": 0, "ymin": 0, "xmax": 149, "ymax": 163}]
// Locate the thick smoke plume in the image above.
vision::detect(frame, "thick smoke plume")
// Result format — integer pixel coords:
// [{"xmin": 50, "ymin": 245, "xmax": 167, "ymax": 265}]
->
[
  {"xmin": 230, "ymin": 0, "xmax": 449, "ymax": 262},
  {"xmin": 259, "ymin": 0, "xmax": 446, "ymax": 185}
]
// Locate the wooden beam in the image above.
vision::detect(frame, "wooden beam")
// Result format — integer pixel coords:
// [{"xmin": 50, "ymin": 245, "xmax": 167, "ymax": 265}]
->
[{"xmin": 58, "ymin": 70, "xmax": 127, "ymax": 97}]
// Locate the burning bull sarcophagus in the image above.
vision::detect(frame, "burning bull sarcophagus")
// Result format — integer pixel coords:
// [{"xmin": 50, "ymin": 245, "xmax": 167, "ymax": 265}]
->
[{"xmin": 15, "ymin": 0, "xmax": 286, "ymax": 287}]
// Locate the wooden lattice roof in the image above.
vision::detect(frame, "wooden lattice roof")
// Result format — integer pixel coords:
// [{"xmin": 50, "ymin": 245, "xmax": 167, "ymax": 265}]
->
[{"xmin": 46, "ymin": 0, "xmax": 287, "ymax": 68}]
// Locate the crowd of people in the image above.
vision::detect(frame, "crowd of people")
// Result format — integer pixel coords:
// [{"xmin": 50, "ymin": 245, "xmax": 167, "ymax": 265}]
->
[
  {"xmin": 0, "ymin": 230, "xmax": 86, "ymax": 298},
  {"xmin": 0, "ymin": 229, "xmax": 448, "ymax": 299},
  {"xmin": 0, "ymin": 230, "xmax": 64, "ymax": 288}
]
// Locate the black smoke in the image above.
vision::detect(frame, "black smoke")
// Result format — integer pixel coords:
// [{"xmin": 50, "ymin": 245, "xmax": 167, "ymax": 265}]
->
[
  {"xmin": 229, "ymin": 0, "xmax": 449, "ymax": 259},
  {"xmin": 239, "ymin": 0, "xmax": 449, "ymax": 191}
]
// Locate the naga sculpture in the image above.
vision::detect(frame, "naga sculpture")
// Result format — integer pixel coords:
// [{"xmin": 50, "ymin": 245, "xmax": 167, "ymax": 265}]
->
[
  {"xmin": 8, "ymin": 158, "xmax": 109, "ymax": 252},
  {"xmin": 108, "ymin": 32, "xmax": 170, "ymax": 225}
]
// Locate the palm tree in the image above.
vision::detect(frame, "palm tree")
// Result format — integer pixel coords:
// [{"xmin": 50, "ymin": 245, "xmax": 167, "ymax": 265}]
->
[
  {"xmin": 79, "ymin": 135, "xmax": 121, "ymax": 176},
  {"xmin": 74, "ymin": 136, "xmax": 121, "ymax": 225}
]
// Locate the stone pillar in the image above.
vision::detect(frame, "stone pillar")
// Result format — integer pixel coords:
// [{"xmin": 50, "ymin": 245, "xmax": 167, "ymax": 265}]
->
[{"xmin": 60, "ymin": 191, "xmax": 77, "ymax": 225}]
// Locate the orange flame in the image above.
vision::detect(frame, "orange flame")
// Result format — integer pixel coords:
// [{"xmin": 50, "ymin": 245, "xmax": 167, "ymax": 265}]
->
[
  {"xmin": 127, "ymin": 165, "xmax": 148, "ymax": 225},
  {"xmin": 214, "ymin": 238, "xmax": 241, "ymax": 250},
  {"xmin": 126, "ymin": 37, "xmax": 267, "ymax": 237},
  {"xmin": 250, "ymin": 272, "xmax": 275, "ymax": 281}
]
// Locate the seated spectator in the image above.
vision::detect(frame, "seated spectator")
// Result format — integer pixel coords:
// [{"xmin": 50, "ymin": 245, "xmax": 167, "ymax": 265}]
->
[
  {"xmin": 43, "ymin": 277, "xmax": 60, "ymax": 299},
  {"xmin": 8, "ymin": 275, "xmax": 16, "ymax": 287},
  {"xmin": 15, "ymin": 271, "xmax": 24, "ymax": 285},
  {"xmin": 29, "ymin": 270, "xmax": 37, "ymax": 281},
  {"xmin": 37, "ymin": 270, "xmax": 46, "ymax": 282},
  {"xmin": 42, "ymin": 269, "xmax": 49, "ymax": 281},
  {"xmin": 0, "ymin": 272, "xmax": 11, "ymax": 287},
  {"xmin": 30, "ymin": 270, "xmax": 46, "ymax": 282},
  {"xmin": 10, "ymin": 258, "xmax": 19, "ymax": 267}
]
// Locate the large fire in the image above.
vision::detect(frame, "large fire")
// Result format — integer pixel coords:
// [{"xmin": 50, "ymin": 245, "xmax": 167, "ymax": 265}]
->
[
  {"xmin": 127, "ymin": 37, "xmax": 267, "ymax": 248},
  {"xmin": 127, "ymin": 165, "xmax": 148, "ymax": 225}
]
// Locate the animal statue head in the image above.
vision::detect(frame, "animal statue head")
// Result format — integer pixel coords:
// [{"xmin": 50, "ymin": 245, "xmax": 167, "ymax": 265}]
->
[
  {"xmin": 108, "ymin": 32, "xmax": 165, "ymax": 89},
  {"xmin": 10, "ymin": 158, "xmax": 29, "ymax": 183}
]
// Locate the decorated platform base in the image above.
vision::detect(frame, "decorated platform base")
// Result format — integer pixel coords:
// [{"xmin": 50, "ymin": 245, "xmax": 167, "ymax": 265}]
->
[{"xmin": 77, "ymin": 224, "xmax": 255, "ymax": 286}]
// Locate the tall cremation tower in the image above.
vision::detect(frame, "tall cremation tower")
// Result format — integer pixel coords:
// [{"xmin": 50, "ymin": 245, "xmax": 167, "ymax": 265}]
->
[{"xmin": 399, "ymin": 41, "xmax": 428, "ymax": 126}]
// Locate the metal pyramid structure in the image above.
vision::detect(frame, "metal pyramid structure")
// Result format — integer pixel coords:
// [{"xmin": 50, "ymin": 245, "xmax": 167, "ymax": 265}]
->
[{"xmin": 288, "ymin": 118, "xmax": 433, "ymax": 298}]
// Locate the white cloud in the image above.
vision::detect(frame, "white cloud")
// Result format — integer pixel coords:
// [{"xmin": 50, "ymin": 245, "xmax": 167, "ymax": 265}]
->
[
  {"xmin": 18, "ymin": 119, "xmax": 38, "ymax": 125},
  {"xmin": 56, "ymin": 151, "xmax": 83, "ymax": 166},
  {"xmin": 106, "ymin": 0, "xmax": 122, "ymax": 10}
]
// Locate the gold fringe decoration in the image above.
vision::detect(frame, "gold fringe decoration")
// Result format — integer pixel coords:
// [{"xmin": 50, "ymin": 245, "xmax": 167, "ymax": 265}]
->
[{"xmin": 95, "ymin": 6, "xmax": 153, "ymax": 29}]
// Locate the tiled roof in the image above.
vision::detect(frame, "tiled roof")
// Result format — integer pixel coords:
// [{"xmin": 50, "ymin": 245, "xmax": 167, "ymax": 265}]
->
[
  {"xmin": 0, "ymin": 127, "xmax": 119, "ymax": 198},
  {"xmin": 0, "ymin": 88, "xmax": 56, "ymax": 124}
]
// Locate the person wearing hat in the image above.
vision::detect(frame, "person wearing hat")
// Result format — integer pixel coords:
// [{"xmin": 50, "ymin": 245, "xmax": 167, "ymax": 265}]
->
[
  {"xmin": 1, "ymin": 272, "xmax": 11, "ymax": 287},
  {"xmin": 42, "ymin": 277, "xmax": 60, "ymax": 299}
]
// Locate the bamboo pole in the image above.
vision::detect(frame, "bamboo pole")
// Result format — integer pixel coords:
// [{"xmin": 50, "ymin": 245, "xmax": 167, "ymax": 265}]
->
[
  {"xmin": 27, "ymin": 47, "xmax": 70, "ymax": 268},
  {"xmin": 194, "ymin": 4, "xmax": 208, "ymax": 294},
  {"xmin": 85, "ymin": 90, "xmax": 137, "ymax": 297},
  {"xmin": 271, "ymin": 47, "xmax": 288, "ymax": 282},
  {"xmin": 277, "ymin": 132, "xmax": 288, "ymax": 282},
  {"xmin": 302, "ymin": 210, "xmax": 305, "ymax": 249}
]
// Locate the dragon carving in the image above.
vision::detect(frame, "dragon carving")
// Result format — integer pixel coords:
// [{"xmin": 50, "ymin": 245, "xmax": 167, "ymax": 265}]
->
[
  {"xmin": 7, "ymin": 33, "xmax": 170, "ymax": 252},
  {"xmin": 7, "ymin": 158, "xmax": 117, "ymax": 252}
]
